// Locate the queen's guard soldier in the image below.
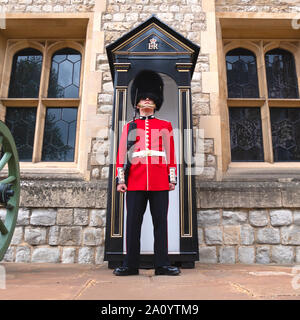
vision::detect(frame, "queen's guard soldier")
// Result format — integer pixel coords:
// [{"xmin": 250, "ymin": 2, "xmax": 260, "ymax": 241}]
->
[{"xmin": 113, "ymin": 70, "xmax": 180, "ymax": 276}]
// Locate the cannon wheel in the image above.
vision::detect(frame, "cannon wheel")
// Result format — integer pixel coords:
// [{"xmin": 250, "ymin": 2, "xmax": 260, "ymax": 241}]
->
[{"xmin": 0, "ymin": 120, "xmax": 20, "ymax": 261}]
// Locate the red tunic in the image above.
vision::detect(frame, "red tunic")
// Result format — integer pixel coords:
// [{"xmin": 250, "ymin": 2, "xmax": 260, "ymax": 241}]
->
[{"xmin": 116, "ymin": 116, "xmax": 177, "ymax": 191}]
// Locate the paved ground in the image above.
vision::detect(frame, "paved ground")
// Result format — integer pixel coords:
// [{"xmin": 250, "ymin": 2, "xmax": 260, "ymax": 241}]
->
[{"xmin": 0, "ymin": 262, "xmax": 300, "ymax": 300}]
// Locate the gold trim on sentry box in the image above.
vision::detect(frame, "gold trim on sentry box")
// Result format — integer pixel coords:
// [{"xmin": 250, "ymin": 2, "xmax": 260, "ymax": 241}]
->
[
  {"xmin": 112, "ymin": 22, "xmax": 195, "ymax": 55},
  {"xmin": 111, "ymin": 88, "xmax": 127, "ymax": 238},
  {"xmin": 126, "ymin": 32, "xmax": 180, "ymax": 53},
  {"xmin": 178, "ymin": 88, "xmax": 193, "ymax": 238}
]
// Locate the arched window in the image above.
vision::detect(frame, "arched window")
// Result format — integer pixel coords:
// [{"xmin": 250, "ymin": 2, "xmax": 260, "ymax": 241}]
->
[
  {"xmin": 6, "ymin": 107, "xmax": 37, "ymax": 161},
  {"xmin": 226, "ymin": 48, "xmax": 259, "ymax": 98},
  {"xmin": 270, "ymin": 108, "xmax": 300, "ymax": 161},
  {"xmin": 48, "ymin": 48, "xmax": 81, "ymax": 98},
  {"xmin": 8, "ymin": 48, "xmax": 43, "ymax": 98},
  {"xmin": 229, "ymin": 107, "xmax": 264, "ymax": 161},
  {"xmin": 265, "ymin": 48, "xmax": 299, "ymax": 99},
  {"xmin": 41, "ymin": 108, "xmax": 78, "ymax": 162}
]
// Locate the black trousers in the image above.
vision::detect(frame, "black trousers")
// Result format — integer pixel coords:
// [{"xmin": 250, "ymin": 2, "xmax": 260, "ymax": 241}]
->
[{"xmin": 123, "ymin": 190, "xmax": 169, "ymax": 269}]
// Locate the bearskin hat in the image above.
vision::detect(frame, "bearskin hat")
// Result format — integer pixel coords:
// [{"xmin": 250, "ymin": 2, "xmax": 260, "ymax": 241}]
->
[{"xmin": 131, "ymin": 70, "xmax": 164, "ymax": 111}]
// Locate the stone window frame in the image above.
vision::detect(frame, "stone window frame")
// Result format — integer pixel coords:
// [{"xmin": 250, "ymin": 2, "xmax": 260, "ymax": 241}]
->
[
  {"xmin": 222, "ymin": 39, "xmax": 300, "ymax": 166},
  {"xmin": 0, "ymin": 39, "xmax": 85, "ymax": 166}
]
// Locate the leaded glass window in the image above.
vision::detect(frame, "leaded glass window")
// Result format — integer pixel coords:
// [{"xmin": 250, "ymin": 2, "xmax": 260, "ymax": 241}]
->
[
  {"xmin": 226, "ymin": 48, "xmax": 259, "ymax": 98},
  {"xmin": 270, "ymin": 108, "xmax": 300, "ymax": 161},
  {"xmin": 5, "ymin": 107, "xmax": 37, "ymax": 161},
  {"xmin": 229, "ymin": 107, "xmax": 264, "ymax": 161},
  {"xmin": 8, "ymin": 48, "xmax": 43, "ymax": 98},
  {"xmin": 265, "ymin": 49, "xmax": 299, "ymax": 99},
  {"xmin": 41, "ymin": 108, "xmax": 78, "ymax": 162},
  {"xmin": 48, "ymin": 48, "xmax": 81, "ymax": 98}
]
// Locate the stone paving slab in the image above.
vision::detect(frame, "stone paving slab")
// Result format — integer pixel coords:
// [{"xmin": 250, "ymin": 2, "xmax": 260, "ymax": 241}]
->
[{"xmin": 0, "ymin": 262, "xmax": 300, "ymax": 300}]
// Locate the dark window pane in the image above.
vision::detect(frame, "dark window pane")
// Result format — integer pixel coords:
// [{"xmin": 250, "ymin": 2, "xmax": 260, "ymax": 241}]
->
[
  {"xmin": 8, "ymin": 48, "xmax": 42, "ymax": 98},
  {"xmin": 270, "ymin": 108, "xmax": 300, "ymax": 161},
  {"xmin": 229, "ymin": 107, "xmax": 264, "ymax": 161},
  {"xmin": 226, "ymin": 48, "xmax": 259, "ymax": 98},
  {"xmin": 5, "ymin": 107, "xmax": 37, "ymax": 161},
  {"xmin": 48, "ymin": 48, "xmax": 81, "ymax": 98},
  {"xmin": 42, "ymin": 107, "xmax": 78, "ymax": 161},
  {"xmin": 265, "ymin": 49, "xmax": 299, "ymax": 98}
]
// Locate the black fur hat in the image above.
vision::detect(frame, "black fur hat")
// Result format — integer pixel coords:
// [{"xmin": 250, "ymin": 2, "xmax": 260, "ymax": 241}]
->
[{"xmin": 131, "ymin": 70, "xmax": 164, "ymax": 111}]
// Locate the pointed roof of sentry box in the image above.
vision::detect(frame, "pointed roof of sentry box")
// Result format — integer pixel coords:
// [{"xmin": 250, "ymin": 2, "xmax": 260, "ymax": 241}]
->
[{"xmin": 106, "ymin": 15, "xmax": 200, "ymax": 82}]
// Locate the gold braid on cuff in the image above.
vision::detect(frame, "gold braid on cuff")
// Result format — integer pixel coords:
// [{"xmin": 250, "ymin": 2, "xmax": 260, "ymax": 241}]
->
[
  {"xmin": 117, "ymin": 167, "xmax": 125, "ymax": 184},
  {"xmin": 169, "ymin": 167, "xmax": 177, "ymax": 184}
]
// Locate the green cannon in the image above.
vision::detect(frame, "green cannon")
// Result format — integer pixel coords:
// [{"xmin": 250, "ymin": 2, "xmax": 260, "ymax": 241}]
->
[{"xmin": 0, "ymin": 121, "xmax": 20, "ymax": 261}]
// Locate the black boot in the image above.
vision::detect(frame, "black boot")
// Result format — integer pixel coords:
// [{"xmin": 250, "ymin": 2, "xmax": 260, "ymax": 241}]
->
[
  {"xmin": 113, "ymin": 267, "xmax": 139, "ymax": 276},
  {"xmin": 155, "ymin": 266, "xmax": 181, "ymax": 276}
]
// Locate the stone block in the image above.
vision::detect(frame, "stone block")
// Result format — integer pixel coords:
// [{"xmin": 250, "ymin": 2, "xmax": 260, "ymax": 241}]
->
[
  {"xmin": 57, "ymin": 209, "xmax": 73, "ymax": 225},
  {"xmin": 282, "ymin": 185, "xmax": 300, "ymax": 207},
  {"xmin": 89, "ymin": 209, "xmax": 106, "ymax": 227},
  {"xmin": 16, "ymin": 208, "xmax": 30, "ymax": 226},
  {"xmin": 78, "ymin": 247, "xmax": 94, "ymax": 264},
  {"xmin": 296, "ymin": 247, "xmax": 300, "ymax": 263},
  {"xmin": 198, "ymin": 228, "xmax": 204, "ymax": 245},
  {"xmin": 199, "ymin": 246, "xmax": 217, "ymax": 263},
  {"xmin": 30, "ymin": 209, "xmax": 56, "ymax": 226},
  {"xmin": 95, "ymin": 189, "xmax": 108, "ymax": 208},
  {"xmin": 238, "ymin": 247, "xmax": 255, "ymax": 264},
  {"xmin": 223, "ymin": 226, "xmax": 240, "ymax": 245},
  {"xmin": 24, "ymin": 227, "xmax": 46, "ymax": 245},
  {"xmin": 204, "ymin": 226, "xmax": 223, "ymax": 245},
  {"xmin": 3, "ymin": 247, "xmax": 14, "ymax": 262},
  {"xmin": 219, "ymin": 246, "xmax": 236, "ymax": 264},
  {"xmin": 83, "ymin": 228, "xmax": 103, "ymax": 246},
  {"xmin": 58, "ymin": 227, "xmax": 82, "ymax": 246},
  {"xmin": 74, "ymin": 209, "xmax": 89, "ymax": 225},
  {"xmin": 240, "ymin": 225, "xmax": 254, "ymax": 245},
  {"xmin": 256, "ymin": 246, "xmax": 270, "ymax": 264},
  {"xmin": 15, "ymin": 246, "xmax": 31, "ymax": 263},
  {"xmin": 222, "ymin": 210, "xmax": 247, "ymax": 225},
  {"xmin": 21, "ymin": 181, "xmax": 106, "ymax": 209},
  {"xmin": 249, "ymin": 210, "xmax": 268, "ymax": 227},
  {"xmin": 270, "ymin": 209, "xmax": 292, "ymax": 226},
  {"xmin": 197, "ymin": 209, "xmax": 220, "ymax": 227},
  {"xmin": 62, "ymin": 248, "xmax": 76, "ymax": 264},
  {"xmin": 197, "ymin": 167, "xmax": 216, "ymax": 180},
  {"xmin": 281, "ymin": 225, "xmax": 300, "ymax": 245},
  {"xmin": 271, "ymin": 246, "xmax": 294, "ymax": 264},
  {"xmin": 11, "ymin": 227, "xmax": 23, "ymax": 245},
  {"xmin": 32, "ymin": 248, "xmax": 60, "ymax": 263},
  {"xmin": 293, "ymin": 211, "xmax": 300, "ymax": 225},
  {"xmin": 257, "ymin": 227, "xmax": 280, "ymax": 244},
  {"xmin": 198, "ymin": 182, "xmax": 282, "ymax": 209},
  {"xmin": 49, "ymin": 226, "xmax": 60, "ymax": 245}
]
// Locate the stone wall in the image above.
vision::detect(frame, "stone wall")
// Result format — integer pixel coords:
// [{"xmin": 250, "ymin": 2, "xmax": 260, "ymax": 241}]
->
[
  {"xmin": 197, "ymin": 181, "xmax": 300, "ymax": 264},
  {"xmin": 215, "ymin": 0, "xmax": 300, "ymax": 12},
  {"xmin": 3, "ymin": 180, "xmax": 300, "ymax": 265},
  {"xmin": 3, "ymin": 207, "xmax": 106, "ymax": 264},
  {"xmin": 3, "ymin": 180, "xmax": 107, "ymax": 264},
  {"xmin": 0, "ymin": 0, "xmax": 95, "ymax": 13},
  {"xmin": 198, "ymin": 208, "xmax": 300, "ymax": 264}
]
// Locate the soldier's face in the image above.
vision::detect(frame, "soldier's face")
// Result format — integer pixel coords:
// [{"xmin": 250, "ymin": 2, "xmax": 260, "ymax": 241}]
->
[{"xmin": 137, "ymin": 97, "xmax": 156, "ymax": 110}]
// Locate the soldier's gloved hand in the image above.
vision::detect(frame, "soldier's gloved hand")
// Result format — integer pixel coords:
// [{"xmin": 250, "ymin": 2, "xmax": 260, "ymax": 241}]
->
[
  {"xmin": 169, "ymin": 183, "xmax": 175, "ymax": 191},
  {"xmin": 117, "ymin": 183, "xmax": 127, "ymax": 193}
]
